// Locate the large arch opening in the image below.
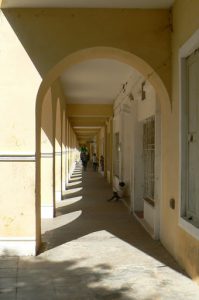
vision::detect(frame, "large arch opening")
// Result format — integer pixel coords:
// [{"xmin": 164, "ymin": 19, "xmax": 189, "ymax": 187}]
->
[{"xmin": 36, "ymin": 47, "xmax": 170, "ymax": 252}]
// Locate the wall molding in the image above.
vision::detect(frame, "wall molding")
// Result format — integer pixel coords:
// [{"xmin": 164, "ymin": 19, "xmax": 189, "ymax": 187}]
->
[
  {"xmin": 0, "ymin": 237, "xmax": 36, "ymax": 256},
  {"xmin": 40, "ymin": 152, "xmax": 53, "ymax": 158},
  {"xmin": 0, "ymin": 154, "xmax": 35, "ymax": 162}
]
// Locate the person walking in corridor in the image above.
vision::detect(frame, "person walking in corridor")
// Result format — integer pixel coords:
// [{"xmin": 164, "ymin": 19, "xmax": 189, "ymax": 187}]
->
[{"xmin": 92, "ymin": 153, "xmax": 98, "ymax": 171}]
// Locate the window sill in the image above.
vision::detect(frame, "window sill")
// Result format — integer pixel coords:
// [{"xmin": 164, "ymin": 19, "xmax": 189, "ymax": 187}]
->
[{"xmin": 179, "ymin": 217, "xmax": 199, "ymax": 241}]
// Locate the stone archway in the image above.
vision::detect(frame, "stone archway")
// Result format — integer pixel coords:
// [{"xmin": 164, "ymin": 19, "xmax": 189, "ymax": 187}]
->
[
  {"xmin": 36, "ymin": 46, "xmax": 170, "ymax": 249},
  {"xmin": 36, "ymin": 47, "xmax": 170, "ymax": 109}
]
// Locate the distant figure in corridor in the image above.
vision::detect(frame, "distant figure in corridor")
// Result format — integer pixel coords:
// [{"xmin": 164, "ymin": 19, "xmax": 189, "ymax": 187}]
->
[
  {"xmin": 86, "ymin": 152, "xmax": 90, "ymax": 162},
  {"xmin": 81, "ymin": 152, "xmax": 88, "ymax": 171},
  {"xmin": 100, "ymin": 155, "xmax": 104, "ymax": 172},
  {"xmin": 92, "ymin": 153, "xmax": 98, "ymax": 171}
]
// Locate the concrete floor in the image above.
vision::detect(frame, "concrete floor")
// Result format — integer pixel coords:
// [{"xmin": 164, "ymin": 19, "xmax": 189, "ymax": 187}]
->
[{"xmin": 1, "ymin": 163, "xmax": 199, "ymax": 299}]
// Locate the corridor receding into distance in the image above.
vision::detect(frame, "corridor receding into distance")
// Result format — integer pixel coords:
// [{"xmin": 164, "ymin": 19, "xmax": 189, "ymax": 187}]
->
[
  {"xmin": 1, "ymin": 1, "xmax": 199, "ymax": 298},
  {"xmin": 1, "ymin": 163, "xmax": 198, "ymax": 299}
]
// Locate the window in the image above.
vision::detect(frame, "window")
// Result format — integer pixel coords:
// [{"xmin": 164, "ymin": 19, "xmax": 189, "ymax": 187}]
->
[
  {"xmin": 143, "ymin": 117, "xmax": 155, "ymax": 200},
  {"xmin": 182, "ymin": 50, "xmax": 199, "ymax": 227},
  {"xmin": 180, "ymin": 28, "xmax": 199, "ymax": 239}
]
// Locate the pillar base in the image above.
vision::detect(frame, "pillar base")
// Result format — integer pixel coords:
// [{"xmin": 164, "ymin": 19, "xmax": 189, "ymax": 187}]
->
[
  {"xmin": 41, "ymin": 206, "xmax": 54, "ymax": 219},
  {"xmin": 56, "ymin": 191, "xmax": 62, "ymax": 202},
  {"xmin": 0, "ymin": 237, "xmax": 36, "ymax": 256}
]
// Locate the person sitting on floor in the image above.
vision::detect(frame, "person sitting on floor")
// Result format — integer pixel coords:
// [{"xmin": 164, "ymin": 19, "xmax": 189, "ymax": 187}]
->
[{"xmin": 107, "ymin": 181, "xmax": 126, "ymax": 202}]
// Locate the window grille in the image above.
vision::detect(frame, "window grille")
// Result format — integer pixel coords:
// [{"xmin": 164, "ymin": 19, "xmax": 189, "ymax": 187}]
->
[{"xmin": 143, "ymin": 117, "xmax": 155, "ymax": 200}]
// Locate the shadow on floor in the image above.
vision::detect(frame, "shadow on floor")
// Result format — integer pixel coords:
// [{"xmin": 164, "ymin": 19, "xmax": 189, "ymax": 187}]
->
[
  {"xmin": 41, "ymin": 164, "xmax": 186, "ymax": 277},
  {"xmin": 0, "ymin": 255, "xmax": 135, "ymax": 300}
]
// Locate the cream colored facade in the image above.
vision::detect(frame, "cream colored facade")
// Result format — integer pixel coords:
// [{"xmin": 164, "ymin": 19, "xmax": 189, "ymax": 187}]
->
[{"xmin": 0, "ymin": 0, "xmax": 199, "ymax": 283}]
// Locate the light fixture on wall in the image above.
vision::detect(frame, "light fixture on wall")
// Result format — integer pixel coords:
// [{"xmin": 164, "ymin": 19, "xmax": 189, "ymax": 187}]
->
[
  {"xmin": 122, "ymin": 81, "xmax": 128, "ymax": 93},
  {"xmin": 128, "ymin": 92, "xmax": 134, "ymax": 101},
  {"xmin": 141, "ymin": 81, "xmax": 146, "ymax": 101}
]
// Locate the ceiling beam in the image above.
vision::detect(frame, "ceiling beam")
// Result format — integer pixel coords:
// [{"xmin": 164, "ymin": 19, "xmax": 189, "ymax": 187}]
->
[
  {"xmin": 75, "ymin": 130, "xmax": 99, "ymax": 134},
  {"xmin": 66, "ymin": 104, "xmax": 113, "ymax": 118},
  {"xmin": 70, "ymin": 118, "xmax": 106, "ymax": 127}
]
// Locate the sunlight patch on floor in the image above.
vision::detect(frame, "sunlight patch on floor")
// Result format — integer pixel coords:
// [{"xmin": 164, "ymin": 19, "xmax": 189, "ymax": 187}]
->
[
  {"xmin": 42, "ymin": 210, "xmax": 82, "ymax": 232},
  {"xmin": 62, "ymin": 187, "xmax": 83, "ymax": 195},
  {"xmin": 67, "ymin": 180, "xmax": 82, "ymax": 187},
  {"xmin": 71, "ymin": 172, "xmax": 82, "ymax": 178},
  {"xmin": 69, "ymin": 176, "xmax": 82, "ymax": 181},
  {"xmin": 41, "ymin": 230, "xmax": 189, "ymax": 282},
  {"xmin": 57, "ymin": 196, "xmax": 82, "ymax": 207}
]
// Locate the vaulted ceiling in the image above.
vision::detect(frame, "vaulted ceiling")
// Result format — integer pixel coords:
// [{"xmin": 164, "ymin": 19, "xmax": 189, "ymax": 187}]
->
[
  {"xmin": 61, "ymin": 59, "xmax": 141, "ymax": 143},
  {"xmin": 1, "ymin": 0, "xmax": 173, "ymax": 145},
  {"xmin": 60, "ymin": 59, "xmax": 137, "ymax": 105},
  {"xmin": 66, "ymin": 104, "xmax": 113, "ymax": 143}
]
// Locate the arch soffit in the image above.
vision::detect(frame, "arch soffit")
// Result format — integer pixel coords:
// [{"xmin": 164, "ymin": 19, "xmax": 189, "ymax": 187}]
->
[{"xmin": 36, "ymin": 47, "xmax": 170, "ymax": 112}]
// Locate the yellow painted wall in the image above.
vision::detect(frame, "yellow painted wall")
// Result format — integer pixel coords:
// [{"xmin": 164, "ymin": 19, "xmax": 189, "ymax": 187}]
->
[
  {"xmin": 65, "ymin": 118, "xmax": 69, "ymax": 185},
  {"xmin": 0, "ymin": 5, "xmax": 188, "ymax": 263},
  {"xmin": 39, "ymin": 78, "xmax": 78, "ymax": 215},
  {"xmin": 1, "ymin": 3, "xmax": 199, "ymax": 281},
  {"xmin": 51, "ymin": 80, "xmax": 65, "ymax": 204},
  {"xmin": 160, "ymin": 0, "xmax": 199, "ymax": 282},
  {"xmin": 40, "ymin": 88, "xmax": 54, "ymax": 217},
  {"xmin": 0, "ymin": 10, "xmax": 41, "ymax": 153},
  {"xmin": 66, "ymin": 121, "xmax": 78, "ymax": 179},
  {"xmin": 0, "ymin": 162, "xmax": 36, "ymax": 237},
  {"xmin": 62, "ymin": 110, "xmax": 66, "ymax": 191},
  {"xmin": 0, "ymin": 11, "xmax": 41, "ymax": 252},
  {"xmin": 54, "ymin": 97, "xmax": 62, "ymax": 203},
  {"xmin": 2, "ymin": 8, "xmax": 171, "ymax": 94}
]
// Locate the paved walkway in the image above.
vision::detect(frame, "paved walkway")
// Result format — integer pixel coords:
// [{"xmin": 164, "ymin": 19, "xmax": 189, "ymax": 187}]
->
[{"xmin": 1, "ymin": 163, "xmax": 199, "ymax": 299}]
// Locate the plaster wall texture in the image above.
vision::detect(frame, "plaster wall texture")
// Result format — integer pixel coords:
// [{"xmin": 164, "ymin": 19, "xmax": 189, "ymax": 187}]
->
[
  {"xmin": 98, "ymin": 127, "xmax": 105, "ymax": 157},
  {"xmin": 0, "ymin": 11, "xmax": 40, "ymax": 252},
  {"xmin": 40, "ymin": 89, "xmax": 54, "ymax": 218},
  {"xmin": 0, "ymin": 11, "xmax": 41, "ymax": 153},
  {"xmin": 40, "ymin": 79, "xmax": 77, "ymax": 214},
  {"xmin": 67, "ymin": 122, "xmax": 78, "ymax": 179},
  {"xmin": 61, "ymin": 111, "xmax": 66, "ymax": 191},
  {"xmin": 0, "ymin": 8, "xmax": 170, "ymax": 208},
  {"xmin": 106, "ymin": 118, "xmax": 113, "ymax": 183},
  {"xmin": 137, "ymin": 81, "xmax": 156, "ymax": 121},
  {"xmin": 1, "ymin": 5, "xmax": 195, "ymax": 278},
  {"xmin": 65, "ymin": 118, "xmax": 69, "ymax": 185},
  {"xmin": 54, "ymin": 98, "xmax": 62, "ymax": 202},
  {"xmin": 120, "ymin": 106, "xmax": 132, "ymax": 199},
  {"xmin": 160, "ymin": 0, "xmax": 199, "ymax": 282},
  {"xmin": 50, "ymin": 80, "xmax": 72, "ymax": 203},
  {"xmin": 1, "ymin": 8, "xmax": 171, "ymax": 93},
  {"xmin": 0, "ymin": 162, "xmax": 35, "ymax": 237},
  {"xmin": 113, "ymin": 74, "xmax": 156, "ymax": 206}
]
